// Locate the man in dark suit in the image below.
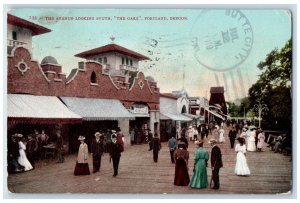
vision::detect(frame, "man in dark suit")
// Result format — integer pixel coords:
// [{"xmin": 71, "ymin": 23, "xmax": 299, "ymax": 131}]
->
[
  {"xmin": 209, "ymin": 139, "xmax": 223, "ymax": 189},
  {"xmin": 91, "ymin": 132, "xmax": 105, "ymax": 173},
  {"xmin": 151, "ymin": 133, "xmax": 161, "ymax": 163},
  {"xmin": 109, "ymin": 134, "xmax": 122, "ymax": 177},
  {"xmin": 228, "ymin": 127, "xmax": 237, "ymax": 149}
]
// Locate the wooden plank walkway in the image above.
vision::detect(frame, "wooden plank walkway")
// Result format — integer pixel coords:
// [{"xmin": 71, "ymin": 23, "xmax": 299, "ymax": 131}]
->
[{"xmin": 6, "ymin": 131, "xmax": 292, "ymax": 196}]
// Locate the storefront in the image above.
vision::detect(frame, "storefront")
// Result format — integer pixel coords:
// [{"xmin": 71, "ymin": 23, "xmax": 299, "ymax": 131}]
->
[
  {"xmin": 7, "ymin": 94, "xmax": 82, "ymax": 153},
  {"xmin": 60, "ymin": 96, "xmax": 135, "ymax": 152},
  {"xmin": 7, "ymin": 14, "xmax": 160, "ymax": 154}
]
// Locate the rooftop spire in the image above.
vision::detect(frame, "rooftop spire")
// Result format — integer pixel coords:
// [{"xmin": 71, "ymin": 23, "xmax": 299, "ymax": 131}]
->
[{"xmin": 110, "ymin": 36, "xmax": 115, "ymax": 44}]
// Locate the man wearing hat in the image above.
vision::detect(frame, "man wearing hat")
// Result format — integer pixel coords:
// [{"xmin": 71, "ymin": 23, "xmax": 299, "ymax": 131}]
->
[
  {"xmin": 109, "ymin": 133, "xmax": 122, "ymax": 177},
  {"xmin": 209, "ymin": 139, "xmax": 223, "ymax": 189},
  {"xmin": 91, "ymin": 132, "xmax": 105, "ymax": 173}
]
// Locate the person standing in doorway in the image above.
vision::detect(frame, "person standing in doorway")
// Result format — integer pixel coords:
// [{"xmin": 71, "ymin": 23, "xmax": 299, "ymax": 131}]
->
[
  {"xmin": 168, "ymin": 135, "xmax": 177, "ymax": 164},
  {"xmin": 130, "ymin": 128, "xmax": 135, "ymax": 145},
  {"xmin": 55, "ymin": 130, "xmax": 64, "ymax": 163},
  {"xmin": 91, "ymin": 132, "xmax": 105, "ymax": 173},
  {"xmin": 151, "ymin": 133, "xmax": 161, "ymax": 163},
  {"xmin": 209, "ymin": 139, "xmax": 223, "ymax": 189}
]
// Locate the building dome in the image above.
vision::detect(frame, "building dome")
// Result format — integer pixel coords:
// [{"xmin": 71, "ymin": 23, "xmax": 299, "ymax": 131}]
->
[
  {"xmin": 146, "ymin": 76, "xmax": 155, "ymax": 82},
  {"xmin": 41, "ymin": 56, "xmax": 59, "ymax": 65}
]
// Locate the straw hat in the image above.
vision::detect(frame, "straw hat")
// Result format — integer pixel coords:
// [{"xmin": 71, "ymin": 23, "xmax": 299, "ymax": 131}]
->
[
  {"xmin": 94, "ymin": 132, "xmax": 102, "ymax": 137},
  {"xmin": 111, "ymin": 130, "xmax": 116, "ymax": 133},
  {"xmin": 16, "ymin": 134, "xmax": 23, "ymax": 138},
  {"xmin": 208, "ymin": 139, "xmax": 218, "ymax": 144},
  {"xmin": 78, "ymin": 136, "xmax": 85, "ymax": 140}
]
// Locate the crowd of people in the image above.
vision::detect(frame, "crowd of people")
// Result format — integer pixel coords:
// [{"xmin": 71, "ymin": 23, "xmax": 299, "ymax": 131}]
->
[
  {"xmin": 7, "ymin": 129, "xmax": 65, "ymax": 174},
  {"xmin": 147, "ymin": 120, "xmax": 276, "ymax": 190},
  {"xmin": 9, "ymin": 120, "xmax": 289, "ymax": 191}
]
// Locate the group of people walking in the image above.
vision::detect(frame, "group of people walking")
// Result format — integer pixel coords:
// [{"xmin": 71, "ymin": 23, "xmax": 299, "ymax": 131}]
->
[
  {"xmin": 149, "ymin": 122, "xmax": 267, "ymax": 189},
  {"xmin": 74, "ymin": 127, "xmax": 124, "ymax": 177}
]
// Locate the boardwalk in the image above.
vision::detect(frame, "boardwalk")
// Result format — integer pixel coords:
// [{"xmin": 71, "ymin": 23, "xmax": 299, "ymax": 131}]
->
[{"xmin": 6, "ymin": 131, "xmax": 292, "ymax": 196}]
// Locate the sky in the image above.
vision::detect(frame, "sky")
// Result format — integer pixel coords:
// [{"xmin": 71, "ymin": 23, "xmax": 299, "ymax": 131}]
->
[{"xmin": 7, "ymin": 8, "xmax": 291, "ymax": 101}]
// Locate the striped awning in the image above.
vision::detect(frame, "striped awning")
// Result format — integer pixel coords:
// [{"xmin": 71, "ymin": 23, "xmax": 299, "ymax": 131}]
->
[
  {"xmin": 60, "ymin": 97, "xmax": 135, "ymax": 121},
  {"xmin": 182, "ymin": 113, "xmax": 201, "ymax": 120},
  {"xmin": 7, "ymin": 94, "xmax": 82, "ymax": 123},
  {"xmin": 160, "ymin": 112, "xmax": 192, "ymax": 121},
  {"xmin": 205, "ymin": 108, "xmax": 225, "ymax": 120}
]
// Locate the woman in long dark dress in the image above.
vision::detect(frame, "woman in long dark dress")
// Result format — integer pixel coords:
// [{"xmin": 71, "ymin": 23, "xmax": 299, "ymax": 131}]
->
[
  {"xmin": 174, "ymin": 141, "xmax": 190, "ymax": 186},
  {"xmin": 74, "ymin": 136, "xmax": 90, "ymax": 176}
]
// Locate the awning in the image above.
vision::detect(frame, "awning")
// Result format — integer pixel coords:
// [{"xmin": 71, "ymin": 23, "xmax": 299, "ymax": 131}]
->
[
  {"xmin": 160, "ymin": 112, "xmax": 192, "ymax": 121},
  {"xmin": 60, "ymin": 97, "xmax": 135, "ymax": 121},
  {"xmin": 205, "ymin": 108, "xmax": 225, "ymax": 120},
  {"xmin": 131, "ymin": 113, "xmax": 150, "ymax": 118},
  {"xmin": 182, "ymin": 113, "xmax": 201, "ymax": 120},
  {"xmin": 8, "ymin": 94, "xmax": 82, "ymax": 123}
]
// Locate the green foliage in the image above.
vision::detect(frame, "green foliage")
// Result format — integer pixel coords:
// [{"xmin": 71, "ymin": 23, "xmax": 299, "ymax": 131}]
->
[{"xmin": 248, "ymin": 39, "xmax": 292, "ymax": 132}]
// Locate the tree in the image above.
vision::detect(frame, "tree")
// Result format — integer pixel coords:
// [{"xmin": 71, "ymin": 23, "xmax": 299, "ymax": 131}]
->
[{"xmin": 248, "ymin": 39, "xmax": 292, "ymax": 132}]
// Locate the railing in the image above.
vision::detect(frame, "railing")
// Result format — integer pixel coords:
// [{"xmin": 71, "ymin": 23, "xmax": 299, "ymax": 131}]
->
[
  {"xmin": 119, "ymin": 64, "xmax": 138, "ymax": 71},
  {"xmin": 7, "ymin": 39, "xmax": 27, "ymax": 47}
]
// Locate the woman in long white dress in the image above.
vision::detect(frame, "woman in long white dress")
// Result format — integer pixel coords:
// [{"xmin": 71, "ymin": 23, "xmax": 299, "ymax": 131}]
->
[
  {"xmin": 247, "ymin": 129, "xmax": 256, "ymax": 151},
  {"xmin": 17, "ymin": 134, "xmax": 33, "ymax": 171},
  {"xmin": 235, "ymin": 137, "xmax": 250, "ymax": 176},
  {"xmin": 218, "ymin": 128, "xmax": 225, "ymax": 143}
]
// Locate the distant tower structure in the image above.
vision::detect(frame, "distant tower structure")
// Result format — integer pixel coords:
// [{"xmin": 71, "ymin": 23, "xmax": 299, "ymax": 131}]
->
[{"xmin": 209, "ymin": 86, "xmax": 227, "ymax": 116}]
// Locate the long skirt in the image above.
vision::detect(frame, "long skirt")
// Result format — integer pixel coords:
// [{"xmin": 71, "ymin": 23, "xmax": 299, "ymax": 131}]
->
[
  {"xmin": 18, "ymin": 149, "xmax": 33, "ymax": 171},
  {"xmin": 235, "ymin": 152, "xmax": 250, "ymax": 176},
  {"xmin": 74, "ymin": 162, "xmax": 90, "ymax": 176},
  {"xmin": 174, "ymin": 158, "xmax": 190, "ymax": 186}
]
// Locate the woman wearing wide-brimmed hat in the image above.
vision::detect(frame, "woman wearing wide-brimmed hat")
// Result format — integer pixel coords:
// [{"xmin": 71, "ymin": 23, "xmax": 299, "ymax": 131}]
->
[
  {"xmin": 234, "ymin": 137, "xmax": 250, "ymax": 176},
  {"xmin": 16, "ymin": 134, "xmax": 33, "ymax": 171},
  {"xmin": 74, "ymin": 136, "xmax": 90, "ymax": 176}
]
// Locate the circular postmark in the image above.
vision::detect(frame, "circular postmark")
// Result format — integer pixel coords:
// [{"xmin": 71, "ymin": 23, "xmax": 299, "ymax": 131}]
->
[{"xmin": 190, "ymin": 9, "xmax": 253, "ymax": 72}]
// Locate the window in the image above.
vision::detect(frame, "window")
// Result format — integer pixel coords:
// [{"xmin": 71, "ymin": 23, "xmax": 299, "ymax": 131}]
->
[
  {"xmin": 130, "ymin": 59, "xmax": 133, "ymax": 66},
  {"xmin": 98, "ymin": 58, "xmax": 102, "ymax": 63},
  {"xmin": 104, "ymin": 57, "xmax": 107, "ymax": 64},
  {"xmin": 126, "ymin": 58, "xmax": 129, "ymax": 65},
  {"xmin": 122, "ymin": 57, "xmax": 125, "ymax": 65},
  {"xmin": 12, "ymin": 31, "xmax": 17, "ymax": 40},
  {"xmin": 91, "ymin": 71, "xmax": 97, "ymax": 83}
]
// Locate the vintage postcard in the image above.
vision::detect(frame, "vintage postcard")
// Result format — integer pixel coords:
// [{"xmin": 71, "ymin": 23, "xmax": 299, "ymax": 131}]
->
[{"xmin": 4, "ymin": 5, "xmax": 294, "ymax": 198}]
